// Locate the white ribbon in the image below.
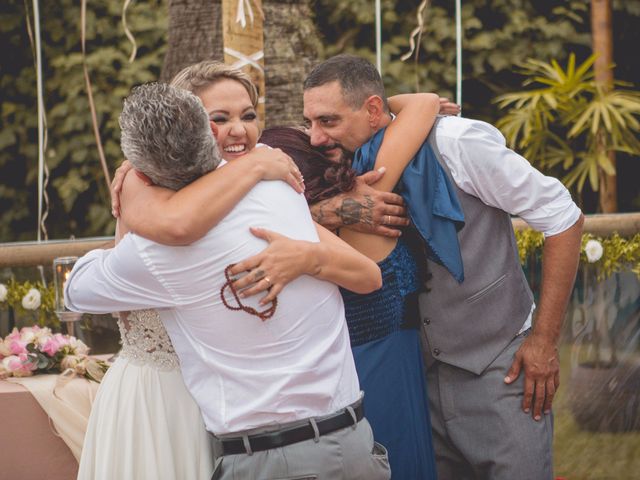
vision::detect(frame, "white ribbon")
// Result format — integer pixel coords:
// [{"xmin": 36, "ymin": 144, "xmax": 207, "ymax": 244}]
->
[
  {"xmin": 122, "ymin": 0, "xmax": 138, "ymax": 63},
  {"xmin": 224, "ymin": 46, "xmax": 264, "ymax": 72},
  {"xmin": 236, "ymin": 0, "xmax": 254, "ymax": 28}
]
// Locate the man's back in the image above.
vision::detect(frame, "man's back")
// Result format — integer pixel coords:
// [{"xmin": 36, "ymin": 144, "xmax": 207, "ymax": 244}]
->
[
  {"xmin": 143, "ymin": 180, "xmax": 359, "ymax": 433},
  {"xmin": 69, "ymin": 180, "xmax": 360, "ymax": 434}
]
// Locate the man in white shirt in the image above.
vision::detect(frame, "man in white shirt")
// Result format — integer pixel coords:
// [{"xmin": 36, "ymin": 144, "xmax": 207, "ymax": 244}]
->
[
  {"xmin": 302, "ymin": 55, "xmax": 584, "ymax": 479},
  {"xmin": 66, "ymin": 83, "xmax": 390, "ymax": 480}
]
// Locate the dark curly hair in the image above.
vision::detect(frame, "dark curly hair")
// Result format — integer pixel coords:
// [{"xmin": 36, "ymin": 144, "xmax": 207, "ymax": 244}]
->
[{"xmin": 259, "ymin": 127, "xmax": 356, "ymax": 205}]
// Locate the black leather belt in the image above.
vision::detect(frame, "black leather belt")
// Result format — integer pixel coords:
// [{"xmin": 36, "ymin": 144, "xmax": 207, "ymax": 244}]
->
[{"xmin": 218, "ymin": 400, "xmax": 364, "ymax": 456}]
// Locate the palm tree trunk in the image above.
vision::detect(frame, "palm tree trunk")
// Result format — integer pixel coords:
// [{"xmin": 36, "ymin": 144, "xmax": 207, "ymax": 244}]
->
[
  {"xmin": 160, "ymin": 0, "xmax": 224, "ymax": 83},
  {"xmin": 591, "ymin": 0, "xmax": 617, "ymax": 213},
  {"xmin": 160, "ymin": 0, "xmax": 321, "ymax": 126},
  {"xmin": 262, "ymin": 0, "xmax": 321, "ymax": 127}
]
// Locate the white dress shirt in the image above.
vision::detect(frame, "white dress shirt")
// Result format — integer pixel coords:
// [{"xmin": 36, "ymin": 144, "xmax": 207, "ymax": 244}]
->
[
  {"xmin": 433, "ymin": 116, "xmax": 582, "ymax": 331},
  {"xmin": 65, "ymin": 180, "xmax": 360, "ymax": 434},
  {"xmin": 434, "ymin": 116, "xmax": 582, "ymax": 236}
]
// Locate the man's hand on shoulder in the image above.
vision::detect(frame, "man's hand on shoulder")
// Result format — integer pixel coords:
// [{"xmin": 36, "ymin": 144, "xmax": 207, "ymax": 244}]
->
[{"xmin": 309, "ymin": 168, "xmax": 409, "ymax": 237}]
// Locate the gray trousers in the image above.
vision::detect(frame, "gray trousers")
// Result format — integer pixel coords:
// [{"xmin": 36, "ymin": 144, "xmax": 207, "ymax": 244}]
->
[
  {"xmin": 426, "ymin": 330, "xmax": 554, "ymax": 480},
  {"xmin": 211, "ymin": 417, "xmax": 390, "ymax": 480}
]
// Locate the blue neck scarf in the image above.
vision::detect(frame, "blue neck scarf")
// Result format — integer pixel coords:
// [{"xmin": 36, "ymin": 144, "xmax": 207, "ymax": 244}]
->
[{"xmin": 352, "ymin": 127, "xmax": 465, "ymax": 283}]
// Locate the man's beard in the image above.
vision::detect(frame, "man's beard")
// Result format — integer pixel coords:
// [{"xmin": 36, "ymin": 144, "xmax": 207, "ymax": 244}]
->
[{"xmin": 317, "ymin": 143, "xmax": 353, "ymax": 164}]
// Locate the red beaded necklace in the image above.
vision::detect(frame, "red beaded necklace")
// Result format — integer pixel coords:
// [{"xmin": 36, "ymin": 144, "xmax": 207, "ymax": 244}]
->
[{"xmin": 220, "ymin": 264, "xmax": 278, "ymax": 321}]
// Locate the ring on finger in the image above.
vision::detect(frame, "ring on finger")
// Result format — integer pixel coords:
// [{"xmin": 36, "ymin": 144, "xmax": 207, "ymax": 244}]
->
[
  {"xmin": 385, "ymin": 215, "xmax": 391, "ymax": 225},
  {"xmin": 264, "ymin": 276, "xmax": 272, "ymax": 288}
]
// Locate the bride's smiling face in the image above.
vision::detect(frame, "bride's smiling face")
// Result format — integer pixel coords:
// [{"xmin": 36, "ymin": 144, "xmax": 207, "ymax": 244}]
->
[{"xmin": 198, "ymin": 78, "xmax": 260, "ymax": 161}]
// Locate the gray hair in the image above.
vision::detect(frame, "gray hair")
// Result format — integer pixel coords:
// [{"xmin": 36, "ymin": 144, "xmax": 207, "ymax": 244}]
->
[
  {"xmin": 303, "ymin": 54, "xmax": 388, "ymax": 111},
  {"xmin": 119, "ymin": 82, "xmax": 221, "ymax": 190}
]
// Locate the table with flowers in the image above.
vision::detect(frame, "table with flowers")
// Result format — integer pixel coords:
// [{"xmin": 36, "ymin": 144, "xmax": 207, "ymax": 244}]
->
[{"xmin": 0, "ymin": 326, "xmax": 109, "ymax": 479}]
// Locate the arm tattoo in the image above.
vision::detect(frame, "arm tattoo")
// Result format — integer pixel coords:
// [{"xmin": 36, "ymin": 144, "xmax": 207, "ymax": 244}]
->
[
  {"xmin": 336, "ymin": 195, "xmax": 374, "ymax": 226},
  {"xmin": 310, "ymin": 195, "xmax": 375, "ymax": 229}
]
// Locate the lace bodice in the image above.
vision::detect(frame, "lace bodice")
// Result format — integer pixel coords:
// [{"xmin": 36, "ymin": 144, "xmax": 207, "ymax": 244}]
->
[{"xmin": 117, "ymin": 309, "xmax": 180, "ymax": 371}]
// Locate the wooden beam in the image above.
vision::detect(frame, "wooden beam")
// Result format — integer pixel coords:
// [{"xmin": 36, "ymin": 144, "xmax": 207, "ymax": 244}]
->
[
  {"xmin": 1, "ymin": 214, "xmax": 639, "ymax": 269},
  {"xmin": 512, "ymin": 212, "xmax": 640, "ymax": 237},
  {"xmin": 0, "ymin": 238, "xmax": 114, "ymax": 269},
  {"xmin": 222, "ymin": 0, "xmax": 266, "ymax": 127}
]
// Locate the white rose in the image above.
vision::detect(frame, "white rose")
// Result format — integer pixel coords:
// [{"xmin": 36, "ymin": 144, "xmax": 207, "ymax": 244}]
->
[
  {"xmin": 584, "ymin": 239, "xmax": 604, "ymax": 263},
  {"xmin": 21, "ymin": 288, "xmax": 42, "ymax": 310},
  {"xmin": 35, "ymin": 327, "xmax": 53, "ymax": 343},
  {"xmin": 20, "ymin": 328, "xmax": 36, "ymax": 343},
  {"xmin": 2, "ymin": 355, "xmax": 17, "ymax": 370},
  {"xmin": 0, "ymin": 283, "xmax": 7, "ymax": 302},
  {"xmin": 68, "ymin": 336, "xmax": 90, "ymax": 355}
]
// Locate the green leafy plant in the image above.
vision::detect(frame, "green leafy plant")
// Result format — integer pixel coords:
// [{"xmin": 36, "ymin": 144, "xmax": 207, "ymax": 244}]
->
[
  {"xmin": 0, "ymin": 279, "xmax": 57, "ymax": 326},
  {"xmin": 494, "ymin": 54, "xmax": 640, "ymax": 200},
  {"xmin": 514, "ymin": 229, "xmax": 640, "ymax": 280}
]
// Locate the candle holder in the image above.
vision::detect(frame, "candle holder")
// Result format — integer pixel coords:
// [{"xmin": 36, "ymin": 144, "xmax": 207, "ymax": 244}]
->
[{"xmin": 53, "ymin": 256, "xmax": 82, "ymax": 335}]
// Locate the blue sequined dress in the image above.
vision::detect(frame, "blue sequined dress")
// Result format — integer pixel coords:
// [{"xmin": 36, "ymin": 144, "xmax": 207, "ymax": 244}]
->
[{"xmin": 341, "ymin": 239, "xmax": 437, "ymax": 480}]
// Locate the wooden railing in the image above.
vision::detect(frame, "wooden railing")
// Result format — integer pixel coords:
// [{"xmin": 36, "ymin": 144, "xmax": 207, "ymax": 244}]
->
[{"xmin": 1, "ymin": 213, "xmax": 639, "ymax": 269}]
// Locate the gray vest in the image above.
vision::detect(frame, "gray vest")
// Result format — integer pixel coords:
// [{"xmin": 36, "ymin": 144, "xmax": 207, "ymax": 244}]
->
[{"xmin": 418, "ymin": 126, "xmax": 534, "ymax": 375}]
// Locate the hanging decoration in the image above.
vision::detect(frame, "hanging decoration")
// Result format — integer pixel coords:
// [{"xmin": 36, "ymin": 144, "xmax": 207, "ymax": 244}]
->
[
  {"xmin": 235, "ymin": 0, "xmax": 264, "ymax": 28},
  {"xmin": 401, "ymin": 0, "xmax": 429, "ymax": 62},
  {"xmin": 122, "ymin": 0, "xmax": 138, "ymax": 63},
  {"xmin": 80, "ymin": 0, "xmax": 112, "ymax": 191},
  {"xmin": 401, "ymin": 0, "xmax": 429, "ymax": 92},
  {"xmin": 222, "ymin": 0, "xmax": 266, "ymax": 127},
  {"xmin": 28, "ymin": 0, "xmax": 49, "ymax": 242}
]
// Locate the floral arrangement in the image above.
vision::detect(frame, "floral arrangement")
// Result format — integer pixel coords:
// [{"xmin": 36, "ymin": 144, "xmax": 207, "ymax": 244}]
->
[
  {"xmin": 0, "ymin": 326, "xmax": 108, "ymax": 382},
  {"xmin": 0, "ymin": 279, "xmax": 58, "ymax": 326},
  {"xmin": 515, "ymin": 230, "xmax": 640, "ymax": 280}
]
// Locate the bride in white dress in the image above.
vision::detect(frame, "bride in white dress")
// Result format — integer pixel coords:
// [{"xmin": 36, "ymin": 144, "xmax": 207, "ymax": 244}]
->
[
  {"xmin": 78, "ymin": 310, "xmax": 213, "ymax": 479},
  {"xmin": 78, "ymin": 62, "xmax": 308, "ymax": 480}
]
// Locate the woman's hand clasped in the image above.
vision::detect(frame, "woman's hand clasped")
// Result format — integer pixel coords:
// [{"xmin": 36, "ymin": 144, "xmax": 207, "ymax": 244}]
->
[
  {"xmin": 110, "ymin": 160, "xmax": 153, "ymax": 217},
  {"xmin": 244, "ymin": 146, "xmax": 305, "ymax": 194},
  {"xmin": 229, "ymin": 227, "xmax": 314, "ymax": 305}
]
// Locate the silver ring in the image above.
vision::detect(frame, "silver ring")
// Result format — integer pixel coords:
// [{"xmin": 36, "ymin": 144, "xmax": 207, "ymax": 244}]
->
[
  {"xmin": 264, "ymin": 276, "xmax": 272, "ymax": 287},
  {"xmin": 385, "ymin": 215, "xmax": 391, "ymax": 225}
]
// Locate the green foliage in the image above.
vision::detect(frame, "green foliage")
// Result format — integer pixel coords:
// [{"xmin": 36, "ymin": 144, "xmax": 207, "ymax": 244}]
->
[
  {"xmin": 515, "ymin": 228, "xmax": 545, "ymax": 264},
  {"xmin": 315, "ymin": 0, "xmax": 594, "ymax": 119},
  {"xmin": 515, "ymin": 229, "xmax": 640, "ymax": 280},
  {"xmin": 0, "ymin": 0, "xmax": 167, "ymax": 241},
  {"xmin": 495, "ymin": 54, "xmax": 640, "ymax": 195},
  {"xmin": 1, "ymin": 279, "xmax": 57, "ymax": 326},
  {"xmin": 581, "ymin": 233, "xmax": 640, "ymax": 280}
]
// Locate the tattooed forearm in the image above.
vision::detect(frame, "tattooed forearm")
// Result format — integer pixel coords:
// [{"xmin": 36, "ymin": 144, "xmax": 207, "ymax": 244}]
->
[
  {"xmin": 311, "ymin": 199, "xmax": 340, "ymax": 231},
  {"xmin": 310, "ymin": 194, "xmax": 376, "ymax": 230},
  {"xmin": 336, "ymin": 195, "xmax": 374, "ymax": 226}
]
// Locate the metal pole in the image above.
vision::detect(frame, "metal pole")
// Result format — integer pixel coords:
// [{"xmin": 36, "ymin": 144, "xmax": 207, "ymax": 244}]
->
[
  {"xmin": 375, "ymin": 0, "xmax": 382, "ymax": 74},
  {"xmin": 455, "ymin": 0, "xmax": 462, "ymax": 110}
]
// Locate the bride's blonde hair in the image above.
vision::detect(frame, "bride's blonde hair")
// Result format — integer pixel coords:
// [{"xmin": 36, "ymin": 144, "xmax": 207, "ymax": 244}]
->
[{"xmin": 170, "ymin": 60, "xmax": 259, "ymax": 108}]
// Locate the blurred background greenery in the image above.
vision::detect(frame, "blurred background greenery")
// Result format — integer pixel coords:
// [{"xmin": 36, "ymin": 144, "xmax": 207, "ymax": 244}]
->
[{"xmin": 0, "ymin": 0, "xmax": 638, "ymax": 242}]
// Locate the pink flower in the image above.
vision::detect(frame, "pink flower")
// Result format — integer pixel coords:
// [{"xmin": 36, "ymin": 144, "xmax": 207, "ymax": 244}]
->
[
  {"xmin": 41, "ymin": 337, "xmax": 61, "ymax": 356},
  {"xmin": 7, "ymin": 328, "xmax": 20, "ymax": 342},
  {"xmin": 1, "ymin": 355, "xmax": 34, "ymax": 377},
  {"xmin": 9, "ymin": 339, "xmax": 27, "ymax": 356},
  {"xmin": 53, "ymin": 333, "xmax": 70, "ymax": 347}
]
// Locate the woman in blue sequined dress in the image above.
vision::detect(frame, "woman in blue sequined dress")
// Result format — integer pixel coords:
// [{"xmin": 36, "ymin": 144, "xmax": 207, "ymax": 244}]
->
[{"xmin": 260, "ymin": 92, "xmax": 446, "ymax": 479}]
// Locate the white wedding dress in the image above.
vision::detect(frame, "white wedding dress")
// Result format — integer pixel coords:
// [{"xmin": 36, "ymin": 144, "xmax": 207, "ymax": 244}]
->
[{"xmin": 77, "ymin": 310, "xmax": 213, "ymax": 480}]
